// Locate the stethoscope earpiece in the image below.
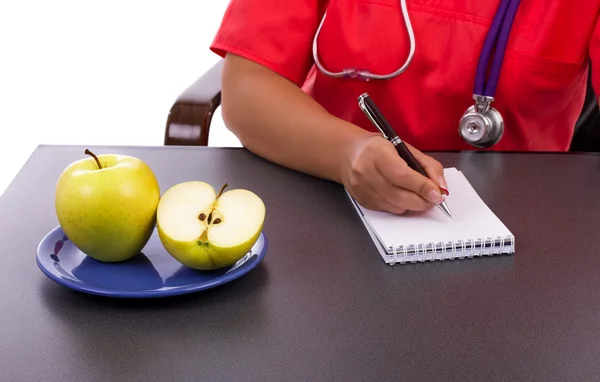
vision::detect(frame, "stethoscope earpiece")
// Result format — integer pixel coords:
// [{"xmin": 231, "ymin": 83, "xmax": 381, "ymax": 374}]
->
[{"xmin": 458, "ymin": 95, "xmax": 504, "ymax": 148}]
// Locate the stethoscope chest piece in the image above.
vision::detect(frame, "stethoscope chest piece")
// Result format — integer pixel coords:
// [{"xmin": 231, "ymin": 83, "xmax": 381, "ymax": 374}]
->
[{"xmin": 458, "ymin": 95, "xmax": 504, "ymax": 148}]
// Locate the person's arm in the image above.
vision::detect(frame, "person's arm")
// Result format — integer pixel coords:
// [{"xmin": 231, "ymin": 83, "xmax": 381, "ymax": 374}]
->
[
  {"xmin": 221, "ymin": 53, "xmax": 446, "ymax": 213},
  {"xmin": 221, "ymin": 53, "xmax": 371, "ymax": 183},
  {"xmin": 210, "ymin": 0, "xmax": 446, "ymax": 214}
]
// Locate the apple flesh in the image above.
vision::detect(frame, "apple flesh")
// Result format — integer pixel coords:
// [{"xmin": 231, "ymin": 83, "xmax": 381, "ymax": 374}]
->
[
  {"xmin": 55, "ymin": 149, "xmax": 161, "ymax": 262},
  {"xmin": 156, "ymin": 181, "xmax": 266, "ymax": 270}
]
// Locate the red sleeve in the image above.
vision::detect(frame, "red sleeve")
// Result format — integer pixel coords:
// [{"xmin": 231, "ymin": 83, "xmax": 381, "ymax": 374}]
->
[
  {"xmin": 210, "ymin": 0, "xmax": 327, "ymax": 87},
  {"xmin": 590, "ymin": 14, "xmax": 600, "ymax": 100}
]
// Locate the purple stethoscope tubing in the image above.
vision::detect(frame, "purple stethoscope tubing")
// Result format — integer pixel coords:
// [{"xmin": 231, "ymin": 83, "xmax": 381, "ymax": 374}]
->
[{"xmin": 474, "ymin": 0, "xmax": 521, "ymax": 98}]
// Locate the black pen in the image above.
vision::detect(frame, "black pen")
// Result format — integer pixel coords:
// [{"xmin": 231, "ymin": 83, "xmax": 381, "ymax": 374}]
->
[{"xmin": 357, "ymin": 93, "xmax": 452, "ymax": 218}]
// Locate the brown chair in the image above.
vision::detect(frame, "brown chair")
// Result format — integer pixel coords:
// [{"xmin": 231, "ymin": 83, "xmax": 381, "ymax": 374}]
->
[
  {"xmin": 569, "ymin": 64, "xmax": 600, "ymax": 151},
  {"xmin": 164, "ymin": 60, "xmax": 224, "ymax": 146},
  {"xmin": 164, "ymin": 59, "xmax": 600, "ymax": 151}
]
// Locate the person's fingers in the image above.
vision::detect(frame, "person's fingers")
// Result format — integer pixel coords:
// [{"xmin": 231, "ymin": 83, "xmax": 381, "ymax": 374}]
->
[
  {"xmin": 405, "ymin": 143, "xmax": 449, "ymax": 195},
  {"xmin": 361, "ymin": 182, "xmax": 408, "ymax": 215},
  {"xmin": 374, "ymin": 143, "xmax": 444, "ymax": 205},
  {"xmin": 371, "ymin": 165, "xmax": 432, "ymax": 212},
  {"xmin": 344, "ymin": 135, "xmax": 445, "ymax": 215},
  {"xmin": 346, "ymin": 156, "xmax": 411, "ymax": 214}
]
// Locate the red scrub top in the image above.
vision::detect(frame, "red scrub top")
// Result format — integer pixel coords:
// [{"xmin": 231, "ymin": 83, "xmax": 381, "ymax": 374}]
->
[{"xmin": 210, "ymin": 0, "xmax": 600, "ymax": 152}]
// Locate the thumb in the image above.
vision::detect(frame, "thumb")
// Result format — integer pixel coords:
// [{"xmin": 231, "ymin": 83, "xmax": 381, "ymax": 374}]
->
[
  {"xmin": 414, "ymin": 171, "xmax": 445, "ymax": 205},
  {"xmin": 405, "ymin": 143, "xmax": 449, "ymax": 196},
  {"xmin": 375, "ymin": 140, "xmax": 447, "ymax": 204},
  {"xmin": 392, "ymin": 166, "xmax": 444, "ymax": 205},
  {"xmin": 381, "ymin": 159, "xmax": 445, "ymax": 205}
]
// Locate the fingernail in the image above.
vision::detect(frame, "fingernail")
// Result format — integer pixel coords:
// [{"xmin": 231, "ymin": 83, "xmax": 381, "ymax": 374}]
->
[
  {"xmin": 427, "ymin": 189, "xmax": 443, "ymax": 204},
  {"xmin": 439, "ymin": 177, "xmax": 449, "ymax": 195}
]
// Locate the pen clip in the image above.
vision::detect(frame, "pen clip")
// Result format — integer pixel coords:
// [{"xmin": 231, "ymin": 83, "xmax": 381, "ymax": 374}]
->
[{"xmin": 358, "ymin": 94, "xmax": 389, "ymax": 140}]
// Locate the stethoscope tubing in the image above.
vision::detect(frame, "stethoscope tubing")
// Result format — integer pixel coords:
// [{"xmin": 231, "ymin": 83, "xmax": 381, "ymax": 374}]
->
[
  {"xmin": 475, "ymin": 0, "xmax": 521, "ymax": 98},
  {"xmin": 312, "ymin": 0, "xmax": 520, "ymax": 101},
  {"xmin": 312, "ymin": 0, "xmax": 415, "ymax": 80}
]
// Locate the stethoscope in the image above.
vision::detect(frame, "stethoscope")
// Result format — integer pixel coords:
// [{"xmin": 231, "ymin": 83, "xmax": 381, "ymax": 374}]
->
[{"xmin": 312, "ymin": 0, "xmax": 521, "ymax": 148}]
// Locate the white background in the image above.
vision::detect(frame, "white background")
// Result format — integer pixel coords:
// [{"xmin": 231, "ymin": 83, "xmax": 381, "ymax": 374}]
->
[{"xmin": 0, "ymin": 0, "xmax": 240, "ymax": 196}]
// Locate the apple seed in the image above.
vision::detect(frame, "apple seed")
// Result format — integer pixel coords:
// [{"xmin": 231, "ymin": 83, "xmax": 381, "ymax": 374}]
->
[
  {"xmin": 199, "ymin": 213, "xmax": 206, "ymax": 221},
  {"xmin": 213, "ymin": 218, "xmax": 222, "ymax": 224}
]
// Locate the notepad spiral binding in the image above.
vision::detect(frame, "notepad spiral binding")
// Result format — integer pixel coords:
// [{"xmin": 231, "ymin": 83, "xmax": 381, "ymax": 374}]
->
[{"xmin": 385, "ymin": 235, "xmax": 515, "ymax": 265}]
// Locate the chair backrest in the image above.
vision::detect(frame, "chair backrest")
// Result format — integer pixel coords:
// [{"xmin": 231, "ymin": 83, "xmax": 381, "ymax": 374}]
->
[{"xmin": 570, "ymin": 63, "xmax": 600, "ymax": 151}]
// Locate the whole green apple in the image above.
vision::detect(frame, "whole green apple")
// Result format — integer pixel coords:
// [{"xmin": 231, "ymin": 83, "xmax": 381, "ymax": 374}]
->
[
  {"xmin": 55, "ymin": 149, "xmax": 161, "ymax": 262},
  {"xmin": 156, "ymin": 181, "xmax": 266, "ymax": 270}
]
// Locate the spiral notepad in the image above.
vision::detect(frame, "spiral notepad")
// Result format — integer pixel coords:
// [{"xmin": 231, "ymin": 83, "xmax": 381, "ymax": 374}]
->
[{"xmin": 348, "ymin": 167, "xmax": 515, "ymax": 265}]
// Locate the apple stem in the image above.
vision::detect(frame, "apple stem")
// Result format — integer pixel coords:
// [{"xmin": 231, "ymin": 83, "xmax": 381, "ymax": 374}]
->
[
  {"xmin": 84, "ymin": 149, "xmax": 102, "ymax": 169},
  {"xmin": 216, "ymin": 183, "xmax": 228, "ymax": 198}
]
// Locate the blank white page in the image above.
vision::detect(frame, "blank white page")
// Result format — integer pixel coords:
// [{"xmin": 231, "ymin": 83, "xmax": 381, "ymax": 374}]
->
[{"xmin": 356, "ymin": 168, "xmax": 513, "ymax": 250}]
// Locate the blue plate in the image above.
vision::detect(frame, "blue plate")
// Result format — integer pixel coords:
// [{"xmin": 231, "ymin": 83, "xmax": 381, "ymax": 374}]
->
[{"xmin": 36, "ymin": 225, "xmax": 268, "ymax": 298}]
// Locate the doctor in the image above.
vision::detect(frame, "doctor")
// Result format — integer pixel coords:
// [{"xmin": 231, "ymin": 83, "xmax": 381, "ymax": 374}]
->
[{"xmin": 210, "ymin": 0, "xmax": 600, "ymax": 215}]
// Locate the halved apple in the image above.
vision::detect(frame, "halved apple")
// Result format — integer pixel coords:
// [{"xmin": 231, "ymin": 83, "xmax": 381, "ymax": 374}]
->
[{"xmin": 156, "ymin": 181, "xmax": 266, "ymax": 270}]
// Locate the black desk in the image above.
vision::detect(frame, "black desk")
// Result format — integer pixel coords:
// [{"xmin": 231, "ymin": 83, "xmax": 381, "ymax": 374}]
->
[{"xmin": 2, "ymin": 145, "xmax": 600, "ymax": 381}]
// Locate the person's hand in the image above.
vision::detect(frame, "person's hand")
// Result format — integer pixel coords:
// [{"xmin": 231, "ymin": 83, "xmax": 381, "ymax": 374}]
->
[{"xmin": 340, "ymin": 133, "xmax": 449, "ymax": 214}]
